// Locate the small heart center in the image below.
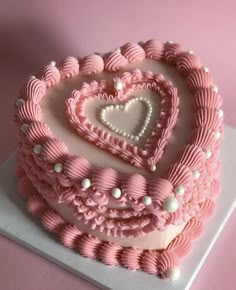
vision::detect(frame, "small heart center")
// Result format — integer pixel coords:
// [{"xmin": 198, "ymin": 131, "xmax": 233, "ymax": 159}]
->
[{"xmin": 100, "ymin": 96, "xmax": 152, "ymax": 141}]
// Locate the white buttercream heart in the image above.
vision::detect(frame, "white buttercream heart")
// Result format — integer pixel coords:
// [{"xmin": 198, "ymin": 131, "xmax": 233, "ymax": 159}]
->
[{"xmin": 100, "ymin": 96, "xmax": 152, "ymax": 142}]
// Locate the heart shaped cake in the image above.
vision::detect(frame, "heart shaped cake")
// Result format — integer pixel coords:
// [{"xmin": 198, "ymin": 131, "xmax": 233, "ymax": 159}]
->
[{"xmin": 14, "ymin": 39, "xmax": 223, "ymax": 281}]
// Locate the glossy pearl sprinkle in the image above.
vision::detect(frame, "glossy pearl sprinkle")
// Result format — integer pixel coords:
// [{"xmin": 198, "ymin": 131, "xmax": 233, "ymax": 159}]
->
[
  {"xmin": 216, "ymin": 108, "xmax": 224, "ymax": 118},
  {"xmin": 114, "ymin": 80, "xmax": 123, "ymax": 91},
  {"xmin": 150, "ymin": 164, "xmax": 157, "ymax": 172},
  {"xmin": 20, "ymin": 123, "xmax": 29, "ymax": 133},
  {"xmin": 204, "ymin": 149, "xmax": 212, "ymax": 159},
  {"xmin": 81, "ymin": 178, "xmax": 91, "ymax": 189},
  {"xmin": 54, "ymin": 163, "xmax": 63, "ymax": 173},
  {"xmin": 142, "ymin": 196, "xmax": 152, "ymax": 206},
  {"xmin": 50, "ymin": 60, "xmax": 56, "ymax": 66},
  {"xmin": 192, "ymin": 169, "xmax": 200, "ymax": 180},
  {"xmin": 166, "ymin": 267, "xmax": 181, "ymax": 281},
  {"xmin": 111, "ymin": 187, "xmax": 122, "ymax": 199},
  {"xmin": 213, "ymin": 130, "xmax": 221, "ymax": 139},
  {"xmin": 33, "ymin": 144, "xmax": 42, "ymax": 155},
  {"xmin": 175, "ymin": 185, "xmax": 185, "ymax": 196},
  {"xmin": 163, "ymin": 196, "xmax": 179, "ymax": 213},
  {"xmin": 15, "ymin": 98, "xmax": 25, "ymax": 107}
]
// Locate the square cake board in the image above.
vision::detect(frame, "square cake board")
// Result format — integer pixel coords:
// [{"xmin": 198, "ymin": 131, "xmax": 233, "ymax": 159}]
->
[{"xmin": 0, "ymin": 125, "xmax": 235, "ymax": 290}]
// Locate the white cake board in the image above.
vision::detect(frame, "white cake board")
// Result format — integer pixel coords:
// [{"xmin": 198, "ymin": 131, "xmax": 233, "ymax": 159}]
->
[{"xmin": 0, "ymin": 125, "xmax": 235, "ymax": 290}]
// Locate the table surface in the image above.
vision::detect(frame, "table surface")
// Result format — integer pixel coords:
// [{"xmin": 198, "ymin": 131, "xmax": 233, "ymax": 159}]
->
[{"xmin": 0, "ymin": 1, "xmax": 235, "ymax": 289}]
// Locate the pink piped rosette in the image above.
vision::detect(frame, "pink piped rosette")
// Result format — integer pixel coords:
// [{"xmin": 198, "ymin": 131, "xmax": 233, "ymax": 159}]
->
[{"xmin": 14, "ymin": 39, "xmax": 223, "ymax": 281}]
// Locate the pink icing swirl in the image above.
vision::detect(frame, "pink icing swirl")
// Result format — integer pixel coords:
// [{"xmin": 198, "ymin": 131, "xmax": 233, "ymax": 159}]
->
[
  {"xmin": 92, "ymin": 168, "xmax": 119, "ymax": 192},
  {"xmin": 77, "ymin": 234, "xmax": 101, "ymax": 258},
  {"xmin": 64, "ymin": 156, "xmax": 91, "ymax": 179},
  {"xmin": 59, "ymin": 57, "xmax": 79, "ymax": 79},
  {"xmin": 25, "ymin": 121, "xmax": 52, "ymax": 143},
  {"xmin": 148, "ymin": 178, "xmax": 173, "ymax": 208},
  {"xmin": 98, "ymin": 242, "xmax": 122, "ymax": 266},
  {"xmin": 163, "ymin": 42, "xmax": 182, "ymax": 64},
  {"xmin": 26, "ymin": 194, "xmax": 48, "ymax": 217},
  {"xmin": 165, "ymin": 164, "xmax": 193, "ymax": 188},
  {"xmin": 21, "ymin": 78, "xmax": 46, "ymax": 103},
  {"xmin": 60, "ymin": 225, "xmax": 82, "ymax": 248},
  {"xmin": 15, "ymin": 162, "xmax": 25, "ymax": 179},
  {"xmin": 176, "ymin": 52, "xmax": 201, "ymax": 76},
  {"xmin": 104, "ymin": 51, "xmax": 128, "ymax": 71},
  {"xmin": 17, "ymin": 101, "xmax": 41, "ymax": 122},
  {"xmin": 121, "ymin": 247, "xmax": 142, "ymax": 270},
  {"xmin": 191, "ymin": 128, "xmax": 216, "ymax": 149},
  {"xmin": 79, "ymin": 54, "xmax": 104, "ymax": 75},
  {"xmin": 209, "ymin": 179, "xmax": 221, "ymax": 198},
  {"xmin": 187, "ymin": 68, "xmax": 214, "ymax": 91},
  {"xmin": 121, "ymin": 42, "xmax": 146, "ymax": 63},
  {"xmin": 182, "ymin": 217, "xmax": 204, "ymax": 239},
  {"xmin": 194, "ymin": 88, "xmax": 222, "ymax": 109},
  {"xmin": 157, "ymin": 250, "xmax": 178, "ymax": 278},
  {"xmin": 167, "ymin": 234, "xmax": 191, "ymax": 258},
  {"xmin": 196, "ymin": 198, "xmax": 216, "ymax": 220},
  {"xmin": 194, "ymin": 108, "xmax": 221, "ymax": 130},
  {"xmin": 141, "ymin": 250, "xmax": 159, "ymax": 275},
  {"xmin": 41, "ymin": 209, "xmax": 66, "ymax": 234},
  {"xmin": 41, "ymin": 139, "xmax": 68, "ymax": 163},
  {"xmin": 38, "ymin": 65, "xmax": 60, "ymax": 88},
  {"xmin": 177, "ymin": 144, "xmax": 205, "ymax": 169},
  {"xmin": 122, "ymin": 174, "xmax": 147, "ymax": 199},
  {"xmin": 143, "ymin": 39, "xmax": 164, "ymax": 60}
]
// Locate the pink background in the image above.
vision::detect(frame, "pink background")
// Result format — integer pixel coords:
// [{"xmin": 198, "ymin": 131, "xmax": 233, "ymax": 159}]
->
[{"xmin": 0, "ymin": 1, "xmax": 235, "ymax": 289}]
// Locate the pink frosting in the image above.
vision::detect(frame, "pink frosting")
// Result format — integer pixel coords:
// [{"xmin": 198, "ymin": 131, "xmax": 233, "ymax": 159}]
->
[
  {"xmin": 194, "ymin": 88, "xmax": 223, "ymax": 109},
  {"xmin": 17, "ymin": 101, "xmax": 41, "ymax": 122},
  {"xmin": 21, "ymin": 78, "xmax": 46, "ymax": 103},
  {"xmin": 59, "ymin": 57, "xmax": 79, "ymax": 79},
  {"xmin": 121, "ymin": 42, "xmax": 146, "ymax": 63},
  {"xmin": 176, "ymin": 52, "xmax": 201, "ymax": 76},
  {"xmin": 121, "ymin": 247, "xmax": 142, "ymax": 270},
  {"xmin": 25, "ymin": 121, "xmax": 53, "ymax": 143},
  {"xmin": 60, "ymin": 225, "xmax": 82, "ymax": 248},
  {"xmin": 98, "ymin": 242, "xmax": 122, "ymax": 266},
  {"xmin": 141, "ymin": 251, "xmax": 159, "ymax": 275},
  {"xmin": 17, "ymin": 175, "xmax": 38, "ymax": 199},
  {"xmin": 38, "ymin": 65, "xmax": 60, "ymax": 88},
  {"xmin": 194, "ymin": 108, "xmax": 221, "ymax": 130},
  {"xmin": 77, "ymin": 235, "xmax": 101, "ymax": 258},
  {"xmin": 187, "ymin": 68, "xmax": 214, "ymax": 91},
  {"xmin": 163, "ymin": 42, "xmax": 182, "ymax": 64},
  {"xmin": 104, "ymin": 51, "xmax": 128, "ymax": 72},
  {"xmin": 158, "ymin": 250, "xmax": 178, "ymax": 278},
  {"xmin": 41, "ymin": 209, "xmax": 66, "ymax": 234},
  {"xmin": 64, "ymin": 156, "xmax": 91, "ymax": 179},
  {"xmin": 79, "ymin": 54, "xmax": 104, "ymax": 75},
  {"xmin": 143, "ymin": 39, "xmax": 164, "ymax": 60},
  {"xmin": 41, "ymin": 138, "xmax": 68, "ymax": 163}
]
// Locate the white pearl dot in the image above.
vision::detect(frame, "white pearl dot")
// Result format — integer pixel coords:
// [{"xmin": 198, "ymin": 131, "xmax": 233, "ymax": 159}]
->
[
  {"xmin": 150, "ymin": 164, "xmax": 157, "ymax": 172},
  {"xmin": 213, "ymin": 130, "xmax": 221, "ymax": 139},
  {"xmin": 204, "ymin": 149, "xmax": 212, "ymax": 159},
  {"xmin": 166, "ymin": 40, "xmax": 174, "ymax": 44},
  {"xmin": 166, "ymin": 267, "xmax": 180, "ymax": 281},
  {"xmin": 175, "ymin": 185, "xmax": 185, "ymax": 196},
  {"xmin": 211, "ymin": 85, "xmax": 218, "ymax": 93},
  {"xmin": 134, "ymin": 136, "xmax": 139, "ymax": 142},
  {"xmin": 20, "ymin": 124, "xmax": 29, "ymax": 133},
  {"xmin": 111, "ymin": 187, "xmax": 122, "ymax": 199},
  {"xmin": 202, "ymin": 66, "xmax": 209, "ymax": 72},
  {"xmin": 50, "ymin": 60, "xmax": 56, "ymax": 66},
  {"xmin": 192, "ymin": 170, "xmax": 200, "ymax": 180},
  {"xmin": 15, "ymin": 98, "xmax": 25, "ymax": 107},
  {"xmin": 114, "ymin": 80, "xmax": 123, "ymax": 91},
  {"xmin": 216, "ymin": 108, "xmax": 224, "ymax": 118},
  {"xmin": 187, "ymin": 50, "xmax": 194, "ymax": 55},
  {"xmin": 54, "ymin": 163, "xmax": 63, "ymax": 173},
  {"xmin": 163, "ymin": 196, "xmax": 179, "ymax": 213},
  {"xmin": 142, "ymin": 196, "xmax": 152, "ymax": 206},
  {"xmin": 33, "ymin": 144, "xmax": 42, "ymax": 155},
  {"xmin": 81, "ymin": 178, "xmax": 91, "ymax": 189},
  {"xmin": 115, "ymin": 47, "xmax": 121, "ymax": 53},
  {"xmin": 29, "ymin": 76, "xmax": 36, "ymax": 79}
]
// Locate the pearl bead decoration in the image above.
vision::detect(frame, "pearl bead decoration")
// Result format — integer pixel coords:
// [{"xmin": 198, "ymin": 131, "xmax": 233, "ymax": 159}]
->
[
  {"xmin": 166, "ymin": 267, "xmax": 181, "ymax": 281},
  {"xmin": 33, "ymin": 144, "xmax": 42, "ymax": 155},
  {"xmin": 81, "ymin": 178, "xmax": 91, "ymax": 189},
  {"xmin": 216, "ymin": 108, "xmax": 224, "ymax": 118},
  {"xmin": 142, "ymin": 196, "xmax": 152, "ymax": 205},
  {"xmin": 202, "ymin": 66, "xmax": 209, "ymax": 72},
  {"xmin": 192, "ymin": 170, "xmax": 200, "ymax": 180},
  {"xmin": 54, "ymin": 163, "xmax": 63, "ymax": 173},
  {"xmin": 114, "ymin": 47, "xmax": 121, "ymax": 53},
  {"xmin": 15, "ymin": 98, "xmax": 25, "ymax": 107},
  {"xmin": 213, "ymin": 130, "xmax": 221, "ymax": 139},
  {"xmin": 150, "ymin": 164, "xmax": 157, "ymax": 172},
  {"xmin": 114, "ymin": 80, "xmax": 123, "ymax": 91},
  {"xmin": 211, "ymin": 85, "xmax": 218, "ymax": 93},
  {"xmin": 187, "ymin": 50, "xmax": 194, "ymax": 55},
  {"xmin": 50, "ymin": 61, "xmax": 56, "ymax": 67},
  {"xmin": 175, "ymin": 185, "xmax": 185, "ymax": 196},
  {"xmin": 163, "ymin": 196, "xmax": 179, "ymax": 213},
  {"xmin": 29, "ymin": 76, "xmax": 36, "ymax": 79},
  {"xmin": 100, "ymin": 96, "xmax": 152, "ymax": 142},
  {"xmin": 111, "ymin": 187, "xmax": 122, "ymax": 199},
  {"xmin": 20, "ymin": 123, "xmax": 29, "ymax": 133},
  {"xmin": 166, "ymin": 40, "xmax": 174, "ymax": 44},
  {"xmin": 204, "ymin": 149, "xmax": 212, "ymax": 159}
]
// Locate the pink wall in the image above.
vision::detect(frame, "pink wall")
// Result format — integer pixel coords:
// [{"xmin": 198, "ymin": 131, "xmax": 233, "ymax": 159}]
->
[{"xmin": 0, "ymin": 1, "xmax": 235, "ymax": 289}]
